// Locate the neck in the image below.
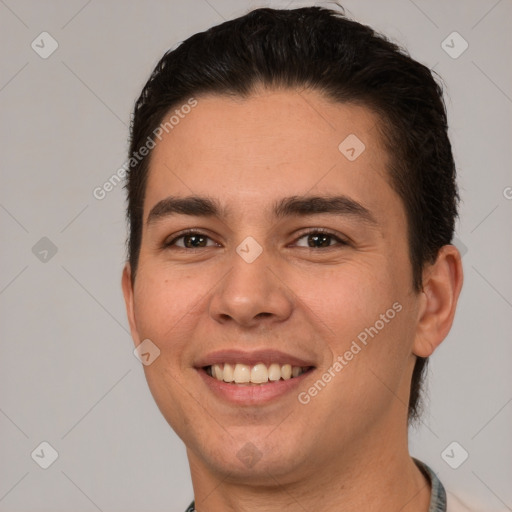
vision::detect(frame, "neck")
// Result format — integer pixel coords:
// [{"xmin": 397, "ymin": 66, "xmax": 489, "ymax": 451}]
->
[{"xmin": 187, "ymin": 420, "xmax": 431, "ymax": 512}]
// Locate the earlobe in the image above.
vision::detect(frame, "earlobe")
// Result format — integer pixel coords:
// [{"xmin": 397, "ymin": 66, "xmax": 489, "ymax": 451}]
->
[
  {"xmin": 413, "ymin": 245, "xmax": 464, "ymax": 358},
  {"xmin": 122, "ymin": 263, "xmax": 140, "ymax": 346}
]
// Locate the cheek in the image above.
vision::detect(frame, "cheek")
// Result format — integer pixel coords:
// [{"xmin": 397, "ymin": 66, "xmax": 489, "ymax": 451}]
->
[
  {"xmin": 294, "ymin": 262, "xmax": 399, "ymax": 344},
  {"xmin": 132, "ymin": 266, "xmax": 205, "ymax": 352},
  {"xmin": 132, "ymin": 268, "xmax": 208, "ymax": 434},
  {"xmin": 295, "ymin": 261, "xmax": 414, "ymax": 398}
]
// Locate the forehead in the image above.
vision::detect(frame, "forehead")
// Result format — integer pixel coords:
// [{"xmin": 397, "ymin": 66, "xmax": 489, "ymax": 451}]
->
[{"xmin": 144, "ymin": 89, "xmax": 394, "ymax": 219}]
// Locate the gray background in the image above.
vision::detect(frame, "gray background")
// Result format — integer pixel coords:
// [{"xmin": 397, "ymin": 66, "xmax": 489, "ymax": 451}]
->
[{"xmin": 1, "ymin": 0, "xmax": 511, "ymax": 510}]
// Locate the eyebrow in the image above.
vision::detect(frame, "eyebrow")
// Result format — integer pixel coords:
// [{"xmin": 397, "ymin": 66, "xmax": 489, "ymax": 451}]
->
[{"xmin": 146, "ymin": 194, "xmax": 377, "ymax": 226}]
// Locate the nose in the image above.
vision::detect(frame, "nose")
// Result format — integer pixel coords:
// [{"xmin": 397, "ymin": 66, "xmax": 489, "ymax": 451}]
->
[{"xmin": 208, "ymin": 243, "xmax": 294, "ymax": 328}]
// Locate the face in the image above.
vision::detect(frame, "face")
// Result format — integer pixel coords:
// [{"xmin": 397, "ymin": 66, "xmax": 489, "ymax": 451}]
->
[{"xmin": 123, "ymin": 88, "xmax": 424, "ymax": 484}]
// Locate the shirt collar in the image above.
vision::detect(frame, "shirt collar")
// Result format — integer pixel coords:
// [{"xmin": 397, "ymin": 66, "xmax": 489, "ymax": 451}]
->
[{"xmin": 414, "ymin": 458, "xmax": 447, "ymax": 512}]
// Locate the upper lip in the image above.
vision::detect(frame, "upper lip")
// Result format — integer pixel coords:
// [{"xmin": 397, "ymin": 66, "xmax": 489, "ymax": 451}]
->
[{"xmin": 195, "ymin": 349, "xmax": 316, "ymax": 368}]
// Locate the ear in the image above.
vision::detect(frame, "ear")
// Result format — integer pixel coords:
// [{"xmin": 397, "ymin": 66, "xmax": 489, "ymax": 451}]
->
[
  {"xmin": 122, "ymin": 263, "xmax": 141, "ymax": 347},
  {"xmin": 413, "ymin": 244, "xmax": 464, "ymax": 358}
]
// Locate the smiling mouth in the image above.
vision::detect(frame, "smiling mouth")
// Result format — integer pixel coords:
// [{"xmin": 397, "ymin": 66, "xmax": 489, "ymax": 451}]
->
[{"xmin": 204, "ymin": 363, "xmax": 314, "ymax": 385}]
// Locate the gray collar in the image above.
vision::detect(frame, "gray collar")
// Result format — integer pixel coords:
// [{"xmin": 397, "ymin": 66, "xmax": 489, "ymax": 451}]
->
[{"xmin": 414, "ymin": 458, "xmax": 447, "ymax": 512}]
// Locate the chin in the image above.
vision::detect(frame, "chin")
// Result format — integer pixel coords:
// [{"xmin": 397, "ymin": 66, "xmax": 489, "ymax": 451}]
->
[{"xmin": 190, "ymin": 428, "xmax": 314, "ymax": 484}]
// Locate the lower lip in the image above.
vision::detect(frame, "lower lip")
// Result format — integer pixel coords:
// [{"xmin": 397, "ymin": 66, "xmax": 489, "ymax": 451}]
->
[{"xmin": 197, "ymin": 368, "xmax": 313, "ymax": 405}]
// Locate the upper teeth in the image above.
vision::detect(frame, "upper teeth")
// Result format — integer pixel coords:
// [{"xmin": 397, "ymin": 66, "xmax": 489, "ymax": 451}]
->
[{"xmin": 208, "ymin": 363, "xmax": 306, "ymax": 384}]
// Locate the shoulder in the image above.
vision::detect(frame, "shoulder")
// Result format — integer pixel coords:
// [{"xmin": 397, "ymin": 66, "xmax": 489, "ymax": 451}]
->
[
  {"xmin": 446, "ymin": 491, "xmax": 473, "ymax": 511},
  {"xmin": 446, "ymin": 489, "xmax": 510, "ymax": 512}
]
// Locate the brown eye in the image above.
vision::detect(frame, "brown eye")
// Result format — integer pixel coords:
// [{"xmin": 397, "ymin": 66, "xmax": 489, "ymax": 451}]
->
[
  {"xmin": 181, "ymin": 234, "xmax": 209, "ymax": 248},
  {"xmin": 307, "ymin": 233, "xmax": 332, "ymax": 247},
  {"xmin": 165, "ymin": 231, "xmax": 218, "ymax": 249},
  {"xmin": 295, "ymin": 230, "xmax": 347, "ymax": 248}
]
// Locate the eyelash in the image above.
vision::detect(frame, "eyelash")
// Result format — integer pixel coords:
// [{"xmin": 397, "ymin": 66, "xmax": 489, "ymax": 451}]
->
[{"xmin": 162, "ymin": 228, "xmax": 349, "ymax": 250}]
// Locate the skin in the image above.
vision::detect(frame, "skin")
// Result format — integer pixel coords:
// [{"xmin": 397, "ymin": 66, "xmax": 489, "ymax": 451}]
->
[{"xmin": 122, "ymin": 88, "xmax": 463, "ymax": 512}]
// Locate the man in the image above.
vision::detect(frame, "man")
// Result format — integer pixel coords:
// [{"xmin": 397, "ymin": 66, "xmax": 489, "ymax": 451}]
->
[{"xmin": 122, "ymin": 6, "xmax": 466, "ymax": 511}]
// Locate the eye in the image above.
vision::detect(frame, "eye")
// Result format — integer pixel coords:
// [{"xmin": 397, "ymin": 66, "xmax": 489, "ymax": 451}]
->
[
  {"xmin": 164, "ymin": 230, "xmax": 219, "ymax": 249},
  {"xmin": 294, "ymin": 229, "xmax": 348, "ymax": 248},
  {"xmin": 162, "ymin": 228, "xmax": 348, "ymax": 250}
]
